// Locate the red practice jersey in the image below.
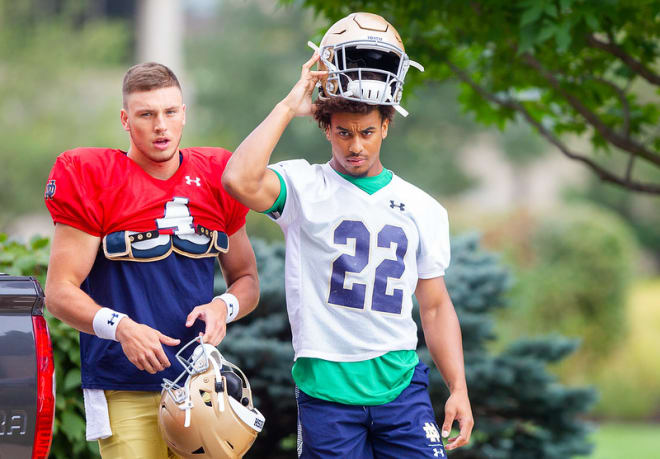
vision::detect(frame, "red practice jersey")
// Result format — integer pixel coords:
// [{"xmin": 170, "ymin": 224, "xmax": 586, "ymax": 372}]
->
[{"xmin": 45, "ymin": 147, "xmax": 248, "ymax": 261}]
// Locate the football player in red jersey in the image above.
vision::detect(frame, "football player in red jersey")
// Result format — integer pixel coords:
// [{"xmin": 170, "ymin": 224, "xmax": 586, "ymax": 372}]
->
[{"xmin": 44, "ymin": 62, "xmax": 260, "ymax": 459}]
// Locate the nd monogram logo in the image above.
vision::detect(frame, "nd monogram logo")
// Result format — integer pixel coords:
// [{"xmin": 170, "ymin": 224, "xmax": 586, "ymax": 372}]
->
[{"xmin": 44, "ymin": 180, "xmax": 56, "ymax": 200}]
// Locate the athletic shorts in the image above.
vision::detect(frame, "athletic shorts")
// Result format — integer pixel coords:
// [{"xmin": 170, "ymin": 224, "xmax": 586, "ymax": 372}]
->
[
  {"xmin": 98, "ymin": 390, "xmax": 180, "ymax": 459},
  {"xmin": 296, "ymin": 361, "xmax": 447, "ymax": 458}
]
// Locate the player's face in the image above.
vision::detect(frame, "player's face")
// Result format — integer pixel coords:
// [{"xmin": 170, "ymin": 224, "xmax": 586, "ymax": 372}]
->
[
  {"xmin": 326, "ymin": 110, "xmax": 389, "ymax": 178},
  {"xmin": 121, "ymin": 86, "xmax": 186, "ymax": 171}
]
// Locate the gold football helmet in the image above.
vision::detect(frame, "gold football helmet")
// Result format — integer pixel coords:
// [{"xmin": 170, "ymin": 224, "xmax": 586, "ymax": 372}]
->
[
  {"xmin": 158, "ymin": 336, "xmax": 265, "ymax": 459},
  {"xmin": 308, "ymin": 12, "xmax": 424, "ymax": 116}
]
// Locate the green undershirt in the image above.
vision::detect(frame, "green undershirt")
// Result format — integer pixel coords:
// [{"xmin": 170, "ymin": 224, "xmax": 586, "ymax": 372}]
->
[{"xmin": 264, "ymin": 165, "xmax": 419, "ymax": 405}]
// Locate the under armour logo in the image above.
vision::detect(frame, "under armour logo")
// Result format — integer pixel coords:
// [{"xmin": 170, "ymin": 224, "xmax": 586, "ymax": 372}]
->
[
  {"xmin": 107, "ymin": 312, "xmax": 119, "ymax": 326},
  {"xmin": 423, "ymin": 422, "xmax": 441, "ymax": 443},
  {"xmin": 185, "ymin": 176, "xmax": 201, "ymax": 186},
  {"xmin": 433, "ymin": 447, "xmax": 445, "ymax": 457},
  {"xmin": 390, "ymin": 200, "xmax": 405, "ymax": 211},
  {"xmin": 44, "ymin": 180, "xmax": 56, "ymax": 200}
]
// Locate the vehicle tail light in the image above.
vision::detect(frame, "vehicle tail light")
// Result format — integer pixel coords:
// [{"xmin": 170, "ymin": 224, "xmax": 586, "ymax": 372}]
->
[{"xmin": 31, "ymin": 315, "xmax": 55, "ymax": 459}]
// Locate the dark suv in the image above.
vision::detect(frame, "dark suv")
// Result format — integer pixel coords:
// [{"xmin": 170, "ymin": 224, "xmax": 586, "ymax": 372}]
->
[{"xmin": 0, "ymin": 275, "xmax": 55, "ymax": 459}]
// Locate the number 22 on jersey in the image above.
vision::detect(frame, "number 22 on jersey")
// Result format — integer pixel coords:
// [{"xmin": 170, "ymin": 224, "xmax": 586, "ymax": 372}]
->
[{"xmin": 328, "ymin": 220, "xmax": 408, "ymax": 314}]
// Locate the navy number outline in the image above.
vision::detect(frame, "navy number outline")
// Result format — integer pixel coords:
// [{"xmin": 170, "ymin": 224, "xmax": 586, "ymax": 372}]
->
[{"xmin": 328, "ymin": 220, "xmax": 408, "ymax": 314}]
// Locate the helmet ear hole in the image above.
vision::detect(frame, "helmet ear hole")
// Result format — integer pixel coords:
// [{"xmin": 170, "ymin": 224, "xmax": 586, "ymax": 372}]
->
[
  {"xmin": 199, "ymin": 390, "xmax": 213, "ymax": 407},
  {"xmin": 222, "ymin": 370, "xmax": 243, "ymax": 400}
]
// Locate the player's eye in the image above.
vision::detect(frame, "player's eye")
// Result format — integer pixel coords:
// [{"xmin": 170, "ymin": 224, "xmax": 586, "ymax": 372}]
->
[
  {"xmin": 166, "ymin": 109, "xmax": 177, "ymax": 115},
  {"xmin": 140, "ymin": 112, "xmax": 152, "ymax": 118}
]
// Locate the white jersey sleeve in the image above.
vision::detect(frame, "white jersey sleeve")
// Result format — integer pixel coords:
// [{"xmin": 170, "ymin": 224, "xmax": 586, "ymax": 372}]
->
[
  {"xmin": 414, "ymin": 196, "xmax": 450, "ymax": 279},
  {"xmin": 268, "ymin": 159, "xmax": 319, "ymax": 228}
]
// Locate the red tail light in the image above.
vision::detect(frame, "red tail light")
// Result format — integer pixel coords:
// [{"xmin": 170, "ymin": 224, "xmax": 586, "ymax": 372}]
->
[{"xmin": 31, "ymin": 315, "xmax": 55, "ymax": 459}]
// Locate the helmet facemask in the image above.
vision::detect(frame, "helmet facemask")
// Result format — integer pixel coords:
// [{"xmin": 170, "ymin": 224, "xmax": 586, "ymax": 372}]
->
[{"xmin": 309, "ymin": 12, "xmax": 424, "ymax": 117}]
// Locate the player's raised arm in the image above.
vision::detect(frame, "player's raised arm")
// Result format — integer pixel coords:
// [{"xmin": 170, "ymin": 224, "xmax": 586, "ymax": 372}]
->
[{"xmin": 222, "ymin": 53, "xmax": 325, "ymax": 211}]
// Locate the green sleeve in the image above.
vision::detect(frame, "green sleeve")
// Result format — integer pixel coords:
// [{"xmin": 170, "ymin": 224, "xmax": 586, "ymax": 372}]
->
[{"xmin": 261, "ymin": 168, "xmax": 287, "ymax": 215}]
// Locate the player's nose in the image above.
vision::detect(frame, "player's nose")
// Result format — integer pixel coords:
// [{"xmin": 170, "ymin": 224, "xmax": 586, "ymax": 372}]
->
[
  {"xmin": 153, "ymin": 113, "xmax": 167, "ymax": 132},
  {"xmin": 349, "ymin": 138, "xmax": 363, "ymax": 154}
]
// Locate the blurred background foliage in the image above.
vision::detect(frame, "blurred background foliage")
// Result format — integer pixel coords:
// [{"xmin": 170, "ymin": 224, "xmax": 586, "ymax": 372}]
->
[{"xmin": 0, "ymin": 0, "xmax": 658, "ymax": 457}]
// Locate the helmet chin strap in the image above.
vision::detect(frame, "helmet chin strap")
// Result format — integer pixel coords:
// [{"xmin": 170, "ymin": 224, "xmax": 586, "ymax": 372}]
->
[
  {"xmin": 180, "ymin": 341, "xmax": 226, "ymax": 427},
  {"xmin": 394, "ymin": 105, "xmax": 409, "ymax": 117},
  {"xmin": 209, "ymin": 353, "xmax": 225, "ymax": 413},
  {"xmin": 344, "ymin": 80, "xmax": 410, "ymax": 117}
]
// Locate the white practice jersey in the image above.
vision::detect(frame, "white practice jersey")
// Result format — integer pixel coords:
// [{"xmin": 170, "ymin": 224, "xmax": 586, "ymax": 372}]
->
[{"xmin": 269, "ymin": 160, "xmax": 450, "ymax": 362}]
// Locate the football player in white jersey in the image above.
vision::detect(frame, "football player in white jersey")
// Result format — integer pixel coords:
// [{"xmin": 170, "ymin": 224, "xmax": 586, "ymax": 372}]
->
[{"xmin": 223, "ymin": 46, "xmax": 473, "ymax": 457}]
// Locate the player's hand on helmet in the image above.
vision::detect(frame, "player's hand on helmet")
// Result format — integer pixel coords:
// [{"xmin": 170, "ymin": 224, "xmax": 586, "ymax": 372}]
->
[
  {"xmin": 281, "ymin": 52, "xmax": 327, "ymax": 117},
  {"xmin": 185, "ymin": 298, "xmax": 228, "ymax": 346},
  {"xmin": 442, "ymin": 388, "xmax": 474, "ymax": 450},
  {"xmin": 115, "ymin": 318, "xmax": 180, "ymax": 374}
]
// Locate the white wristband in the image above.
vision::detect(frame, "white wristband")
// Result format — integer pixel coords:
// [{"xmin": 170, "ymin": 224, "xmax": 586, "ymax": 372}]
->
[
  {"xmin": 92, "ymin": 307, "xmax": 127, "ymax": 341},
  {"xmin": 214, "ymin": 293, "xmax": 239, "ymax": 323}
]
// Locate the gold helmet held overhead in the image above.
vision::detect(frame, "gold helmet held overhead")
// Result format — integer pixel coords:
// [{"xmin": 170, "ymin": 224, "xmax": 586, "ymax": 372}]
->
[
  {"xmin": 158, "ymin": 336, "xmax": 265, "ymax": 459},
  {"xmin": 308, "ymin": 12, "xmax": 424, "ymax": 117}
]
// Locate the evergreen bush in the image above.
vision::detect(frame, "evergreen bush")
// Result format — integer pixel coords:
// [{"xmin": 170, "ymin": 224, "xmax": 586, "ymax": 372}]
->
[{"xmin": 513, "ymin": 204, "xmax": 637, "ymax": 363}]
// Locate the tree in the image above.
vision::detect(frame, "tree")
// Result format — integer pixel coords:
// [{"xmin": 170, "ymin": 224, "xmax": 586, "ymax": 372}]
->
[
  {"xmin": 220, "ymin": 235, "xmax": 596, "ymax": 458},
  {"xmin": 0, "ymin": 0, "xmax": 130, "ymax": 225},
  {"xmin": 286, "ymin": 0, "xmax": 660, "ymax": 194}
]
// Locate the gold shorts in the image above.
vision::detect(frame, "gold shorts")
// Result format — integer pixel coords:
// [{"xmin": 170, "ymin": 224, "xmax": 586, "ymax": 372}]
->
[{"xmin": 98, "ymin": 390, "xmax": 179, "ymax": 459}]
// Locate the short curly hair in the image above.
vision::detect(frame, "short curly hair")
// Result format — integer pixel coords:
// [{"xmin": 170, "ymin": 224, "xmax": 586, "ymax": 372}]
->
[{"xmin": 313, "ymin": 97, "xmax": 395, "ymax": 130}]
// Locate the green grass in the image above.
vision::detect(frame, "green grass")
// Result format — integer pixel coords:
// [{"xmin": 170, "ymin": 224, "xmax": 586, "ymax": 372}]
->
[{"xmin": 584, "ymin": 423, "xmax": 660, "ymax": 459}]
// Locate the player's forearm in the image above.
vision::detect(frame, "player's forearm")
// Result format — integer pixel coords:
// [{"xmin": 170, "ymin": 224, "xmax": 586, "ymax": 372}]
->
[
  {"xmin": 225, "ymin": 271, "xmax": 260, "ymax": 320},
  {"xmin": 44, "ymin": 279, "xmax": 100, "ymax": 334},
  {"xmin": 421, "ymin": 300, "xmax": 468, "ymax": 393},
  {"xmin": 223, "ymin": 102, "xmax": 294, "ymax": 200}
]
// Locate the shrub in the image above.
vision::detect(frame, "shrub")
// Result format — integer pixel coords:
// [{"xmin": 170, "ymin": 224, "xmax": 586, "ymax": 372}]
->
[
  {"xmin": 590, "ymin": 280, "xmax": 660, "ymax": 419},
  {"xmin": 511, "ymin": 204, "xmax": 638, "ymax": 365}
]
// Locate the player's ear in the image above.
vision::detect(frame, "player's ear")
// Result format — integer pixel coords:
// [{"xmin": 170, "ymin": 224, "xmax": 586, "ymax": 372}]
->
[
  {"xmin": 381, "ymin": 118, "xmax": 389, "ymax": 140},
  {"xmin": 182, "ymin": 104, "xmax": 187, "ymax": 126},
  {"xmin": 120, "ymin": 109, "xmax": 130, "ymax": 132},
  {"xmin": 325, "ymin": 126, "xmax": 331, "ymax": 141}
]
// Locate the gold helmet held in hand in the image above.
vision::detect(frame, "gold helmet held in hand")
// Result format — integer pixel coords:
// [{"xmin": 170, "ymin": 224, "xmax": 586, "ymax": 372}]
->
[{"xmin": 158, "ymin": 336, "xmax": 265, "ymax": 458}]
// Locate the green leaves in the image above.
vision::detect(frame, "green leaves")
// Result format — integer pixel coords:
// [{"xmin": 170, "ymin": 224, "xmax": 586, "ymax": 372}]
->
[
  {"xmin": 0, "ymin": 233, "xmax": 50, "ymax": 282},
  {"xmin": 520, "ymin": 3, "xmax": 545, "ymax": 27},
  {"xmin": 63, "ymin": 369, "xmax": 82, "ymax": 391}
]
